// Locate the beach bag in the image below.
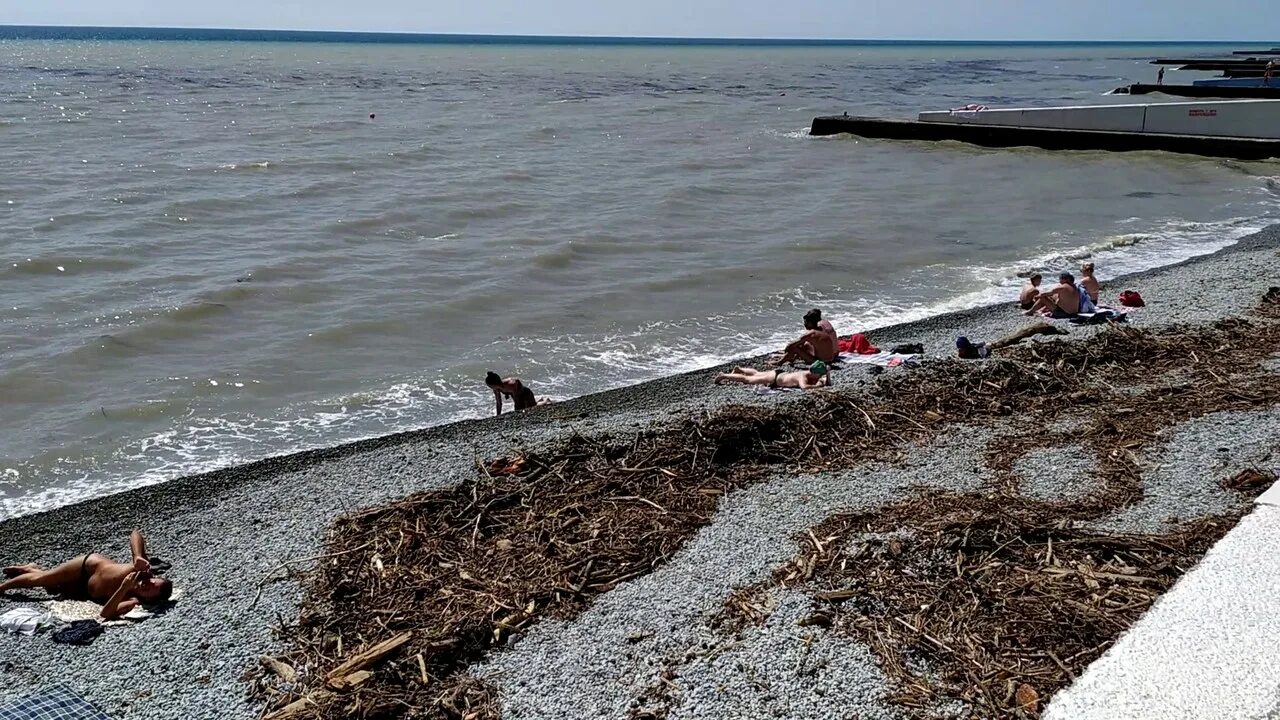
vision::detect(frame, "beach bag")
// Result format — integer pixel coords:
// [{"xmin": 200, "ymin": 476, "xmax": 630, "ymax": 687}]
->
[{"xmin": 1119, "ymin": 290, "xmax": 1145, "ymax": 307}]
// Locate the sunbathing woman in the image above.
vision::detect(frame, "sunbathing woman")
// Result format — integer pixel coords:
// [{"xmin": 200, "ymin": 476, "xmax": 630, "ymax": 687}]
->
[
  {"xmin": 716, "ymin": 361, "xmax": 831, "ymax": 389},
  {"xmin": 1, "ymin": 530, "xmax": 172, "ymax": 620}
]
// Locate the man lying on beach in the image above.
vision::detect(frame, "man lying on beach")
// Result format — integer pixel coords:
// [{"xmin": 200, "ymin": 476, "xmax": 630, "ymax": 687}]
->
[
  {"xmin": 716, "ymin": 361, "xmax": 831, "ymax": 389},
  {"xmin": 1024, "ymin": 272, "xmax": 1081, "ymax": 319},
  {"xmin": 1019, "ymin": 274, "xmax": 1042, "ymax": 310},
  {"xmin": 485, "ymin": 371, "xmax": 545, "ymax": 416},
  {"xmin": 1080, "ymin": 262, "xmax": 1100, "ymax": 305},
  {"xmin": 1, "ymin": 530, "xmax": 172, "ymax": 620},
  {"xmin": 769, "ymin": 311, "xmax": 838, "ymax": 366}
]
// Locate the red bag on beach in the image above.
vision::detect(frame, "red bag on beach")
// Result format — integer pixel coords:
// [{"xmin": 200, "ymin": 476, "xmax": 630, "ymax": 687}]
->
[
  {"xmin": 1119, "ymin": 290, "xmax": 1145, "ymax": 308},
  {"xmin": 837, "ymin": 333, "xmax": 879, "ymax": 355}
]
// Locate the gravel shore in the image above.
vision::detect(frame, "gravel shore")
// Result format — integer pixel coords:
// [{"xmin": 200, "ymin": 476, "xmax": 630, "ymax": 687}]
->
[{"xmin": 1, "ymin": 226, "xmax": 1278, "ymax": 720}]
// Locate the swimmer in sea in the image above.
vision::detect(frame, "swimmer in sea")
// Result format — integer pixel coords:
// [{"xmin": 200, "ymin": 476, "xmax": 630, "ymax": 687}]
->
[
  {"xmin": 1, "ymin": 530, "xmax": 172, "ymax": 620},
  {"xmin": 486, "ymin": 371, "xmax": 540, "ymax": 416},
  {"xmin": 715, "ymin": 361, "xmax": 831, "ymax": 390}
]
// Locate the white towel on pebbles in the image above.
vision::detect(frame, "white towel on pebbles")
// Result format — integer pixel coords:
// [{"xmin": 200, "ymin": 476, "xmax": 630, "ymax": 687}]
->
[
  {"xmin": 0, "ymin": 607, "xmax": 52, "ymax": 636},
  {"xmin": 838, "ymin": 351, "xmax": 918, "ymax": 366}
]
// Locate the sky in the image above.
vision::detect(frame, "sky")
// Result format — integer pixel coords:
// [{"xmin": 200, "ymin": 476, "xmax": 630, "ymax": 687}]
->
[{"xmin": 6, "ymin": 0, "xmax": 1279, "ymax": 41}]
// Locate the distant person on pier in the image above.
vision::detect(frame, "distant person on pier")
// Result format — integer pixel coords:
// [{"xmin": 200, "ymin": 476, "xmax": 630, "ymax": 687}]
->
[
  {"xmin": 716, "ymin": 361, "xmax": 831, "ymax": 390},
  {"xmin": 1080, "ymin": 262, "xmax": 1101, "ymax": 305},
  {"xmin": 1, "ymin": 530, "xmax": 172, "ymax": 620},
  {"xmin": 1157, "ymin": 67, "xmax": 1165, "ymax": 85},
  {"xmin": 769, "ymin": 310, "xmax": 838, "ymax": 366},
  {"xmin": 1024, "ymin": 272, "xmax": 1082, "ymax": 319},
  {"xmin": 1019, "ymin": 273, "xmax": 1043, "ymax": 310},
  {"xmin": 485, "ymin": 371, "xmax": 541, "ymax": 416}
]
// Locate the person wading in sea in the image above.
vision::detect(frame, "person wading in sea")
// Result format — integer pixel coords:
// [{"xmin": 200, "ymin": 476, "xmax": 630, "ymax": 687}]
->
[
  {"xmin": 485, "ymin": 371, "xmax": 541, "ymax": 416},
  {"xmin": 1, "ymin": 530, "xmax": 173, "ymax": 620}
]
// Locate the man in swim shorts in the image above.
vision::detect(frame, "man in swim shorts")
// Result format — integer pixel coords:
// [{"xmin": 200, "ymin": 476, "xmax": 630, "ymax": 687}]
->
[
  {"xmin": 1, "ymin": 530, "xmax": 172, "ymax": 620},
  {"xmin": 485, "ymin": 371, "xmax": 539, "ymax": 416},
  {"xmin": 1024, "ymin": 272, "xmax": 1081, "ymax": 319},
  {"xmin": 1019, "ymin": 274, "xmax": 1042, "ymax": 310},
  {"xmin": 770, "ymin": 311, "xmax": 838, "ymax": 366},
  {"xmin": 716, "ymin": 360, "xmax": 831, "ymax": 389}
]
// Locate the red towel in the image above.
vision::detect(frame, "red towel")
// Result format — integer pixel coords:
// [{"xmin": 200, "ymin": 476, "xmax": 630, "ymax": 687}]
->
[{"xmin": 838, "ymin": 333, "xmax": 879, "ymax": 355}]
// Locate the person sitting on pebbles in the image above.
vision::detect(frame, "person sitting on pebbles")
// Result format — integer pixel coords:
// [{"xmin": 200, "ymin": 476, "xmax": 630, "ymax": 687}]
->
[
  {"xmin": 716, "ymin": 360, "xmax": 831, "ymax": 389},
  {"xmin": 769, "ymin": 310, "xmax": 838, "ymax": 366},
  {"xmin": 1, "ymin": 530, "xmax": 172, "ymax": 620},
  {"xmin": 1080, "ymin": 262, "xmax": 1101, "ymax": 305},
  {"xmin": 1024, "ymin": 272, "xmax": 1081, "ymax": 319},
  {"xmin": 1019, "ymin": 273, "xmax": 1042, "ymax": 310}
]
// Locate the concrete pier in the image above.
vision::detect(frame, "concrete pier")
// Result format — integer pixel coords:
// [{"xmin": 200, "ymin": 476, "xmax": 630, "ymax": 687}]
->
[
  {"xmin": 808, "ymin": 115, "xmax": 1280, "ymax": 159},
  {"xmin": 1117, "ymin": 83, "xmax": 1280, "ymax": 99}
]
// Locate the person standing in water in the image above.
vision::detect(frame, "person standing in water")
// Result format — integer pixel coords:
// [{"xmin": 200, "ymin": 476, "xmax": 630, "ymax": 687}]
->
[{"xmin": 485, "ymin": 371, "xmax": 538, "ymax": 416}]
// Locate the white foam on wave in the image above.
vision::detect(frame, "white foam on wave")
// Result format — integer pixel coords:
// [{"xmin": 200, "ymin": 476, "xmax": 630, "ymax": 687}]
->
[
  {"xmin": 216, "ymin": 161, "xmax": 271, "ymax": 171},
  {"xmin": 816, "ymin": 214, "xmax": 1274, "ymax": 341}
]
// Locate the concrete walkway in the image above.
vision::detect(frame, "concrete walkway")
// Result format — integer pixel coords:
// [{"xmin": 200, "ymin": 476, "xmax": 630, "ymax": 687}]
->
[{"xmin": 1046, "ymin": 485, "xmax": 1280, "ymax": 720}]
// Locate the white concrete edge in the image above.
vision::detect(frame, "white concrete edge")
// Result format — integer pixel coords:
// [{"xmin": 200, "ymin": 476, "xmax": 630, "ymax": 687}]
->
[
  {"xmin": 1044, "ymin": 501, "xmax": 1280, "ymax": 720},
  {"xmin": 1255, "ymin": 480, "xmax": 1280, "ymax": 507}
]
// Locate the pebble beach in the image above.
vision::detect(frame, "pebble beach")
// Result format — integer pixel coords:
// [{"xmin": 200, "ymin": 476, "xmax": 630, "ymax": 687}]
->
[{"xmin": 1, "ymin": 226, "xmax": 1278, "ymax": 720}]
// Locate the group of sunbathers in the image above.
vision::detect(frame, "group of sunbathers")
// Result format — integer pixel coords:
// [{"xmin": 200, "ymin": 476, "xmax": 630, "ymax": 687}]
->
[
  {"xmin": 716, "ymin": 308, "xmax": 836, "ymax": 389},
  {"xmin": 1020, "ymin": 262, "xmax": 1101, "ymax": 319}
]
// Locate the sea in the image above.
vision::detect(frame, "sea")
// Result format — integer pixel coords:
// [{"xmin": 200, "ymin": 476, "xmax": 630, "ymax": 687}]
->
[{"xmin": 2, "ymin": 29, "xmax": 1278, "ymax": 518}]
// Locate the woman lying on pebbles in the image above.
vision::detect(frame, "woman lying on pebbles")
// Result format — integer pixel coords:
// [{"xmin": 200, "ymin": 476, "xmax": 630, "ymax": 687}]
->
[
  {"xmin": 715, "ymin": 360, "xmax": 831, "ymax": 389},
  {"xmin": 1, "ymin": 530, "xmax": 172, "ymax": 620}
]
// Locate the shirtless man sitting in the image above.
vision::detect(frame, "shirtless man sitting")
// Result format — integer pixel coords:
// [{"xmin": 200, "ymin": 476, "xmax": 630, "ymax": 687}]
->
[
  {"xmin": 1019, "ymin": 274, "xmax": 1042, "ymax": 310},
  {"xmin": 716, "ymin": 361, "xmax": 830, "ymax": 389},
  {"xmin": 1, "ymin": 530, "xmax": 172, "ymax": 620},
  {"xmin": 810, "ymin": 308, "xmax": 838, "ymax": 346},
  {"xmin": 1024, "ymin": 272, "xmax": 1081, "ymax": 319},
  {"xmin": 1080, "ymin": 262, "xmax": 1100, "ymax": 305},
  {"xmin": 770, "ymin": 311, "xmax": 838, "ymax": 366},
  {"xmin": 485, "ymin": 371, "xmax": 540, "ymax": 416}
]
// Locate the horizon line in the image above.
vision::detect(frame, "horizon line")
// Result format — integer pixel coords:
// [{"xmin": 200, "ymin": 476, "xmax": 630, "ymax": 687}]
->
[{"xmin": 0, "ymin": 24, "xmax": 1272, "ymax": 46}]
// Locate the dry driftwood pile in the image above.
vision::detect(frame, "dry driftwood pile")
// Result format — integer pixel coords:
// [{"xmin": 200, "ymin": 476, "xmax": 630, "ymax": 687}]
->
[
  {"xmin": 716, "ymin": 312, "xmax": 1280, "ymax": 719},
  {"xmin": 254, "ymin": 306, "xmax": 1280, "ymax": 720}
]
